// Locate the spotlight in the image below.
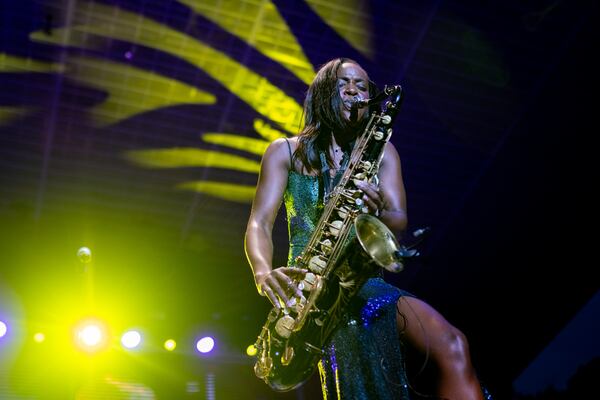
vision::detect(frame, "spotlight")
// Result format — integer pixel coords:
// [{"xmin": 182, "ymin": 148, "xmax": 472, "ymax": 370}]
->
[
  {"xmin": 33, "ymin": 332, "xmax": 45, "ymax": 343},
  {"xmin": 0, "ymin": 320, "xmax": 7, "ymax": 338},
  {"xmin": 164, "ymin": 339, "xmax": 176, "ymax": 351},
  {"xmin": 246, "ymin": 344, "xmax": 257, "ymax": 357},
  {"xmin": 74, "ymin": 319, "xmax": 108, "ymax": 353},
  {"xmin": 121, "ymin": 330, "xmax": 142, "ymax": 349},
  {"xmin": 196, "ymin": 336, "xmax": 215, "ymax": 354},
  {"xmin": 77, "ymin": 246, "xmax": 92, "ymax": 264}
]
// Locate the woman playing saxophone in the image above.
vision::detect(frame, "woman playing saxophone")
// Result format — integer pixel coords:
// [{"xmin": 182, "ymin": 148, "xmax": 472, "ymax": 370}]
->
[{"xmin": 245, "ymin": 57, "xmax": 485, "ymax": 400}]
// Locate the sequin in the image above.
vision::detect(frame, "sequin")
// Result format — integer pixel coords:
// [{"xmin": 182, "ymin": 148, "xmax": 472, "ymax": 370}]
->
[{"xmin": 283, "ymin": 170, "xmax": 412, "ymax": 399}]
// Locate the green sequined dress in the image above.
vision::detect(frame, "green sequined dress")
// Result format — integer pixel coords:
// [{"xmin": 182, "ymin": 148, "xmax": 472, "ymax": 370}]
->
[{"xmin": 284, "ymin": 171, "xmax": 412, "ymax": 399}]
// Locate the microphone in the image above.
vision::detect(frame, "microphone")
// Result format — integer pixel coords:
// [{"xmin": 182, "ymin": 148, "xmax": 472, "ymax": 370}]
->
[
  {"xmin": 349, "ymin": 100, "xmax": 359, "ymax": 123},
  {"xmin": 349, "ymin": 98, "xmax": 368, "ymax": 123}
]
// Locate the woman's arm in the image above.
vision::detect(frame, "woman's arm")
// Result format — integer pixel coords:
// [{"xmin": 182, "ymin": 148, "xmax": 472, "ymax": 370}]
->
[
  {"xmin": 244, "ymin": 138, "xmax": 306, "ymax": 307},
  {"xmin": 356, "ymin": 142, "xmax": 408, "ymax": 234}
]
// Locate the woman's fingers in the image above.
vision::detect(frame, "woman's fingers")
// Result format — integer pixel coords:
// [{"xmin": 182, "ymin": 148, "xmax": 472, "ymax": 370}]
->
[
  {"xmin": 276, "ymin": 269, "xmax": 304, "ymax": 300},
  {"xmin": 259, "ymin": 267, "xmax": 310, "ymax": 307},
  {"xmin": 356, "ymin": 181, "xmax": 383, "ymax": 214},
  {"xmin": 284, "ymin": 267, "xmax": 308, "ymax": 278},
  {"xmin": 261, "ymin": 285, "xmax": 279, "ymax": 307},
  {"xmin": 269, "ymin": 274, "xmax": 290, "ymax": 307}
]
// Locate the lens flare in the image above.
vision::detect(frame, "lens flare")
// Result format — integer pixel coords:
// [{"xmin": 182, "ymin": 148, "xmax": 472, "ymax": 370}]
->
[
  {"xmin": 33, "ymin": 332, "xmax": 45, "ymax": 343},
  {"xmin": 196, "ymin": 337, "xmax": 214, "ymax": 354},
  {"xmin": 164, "ymin": 339, "xmax": 176, "ymax": 351},
  {"xmin": 121, "ymin": 330, "xmax": 142, "ymax": 349},
  {"xmin": 74, "ymin": 319, "xmax": 108, "ymax": 353},
  {"xmin": 0, "ymin": 321, "xmax": 7, "ymax": 338}
]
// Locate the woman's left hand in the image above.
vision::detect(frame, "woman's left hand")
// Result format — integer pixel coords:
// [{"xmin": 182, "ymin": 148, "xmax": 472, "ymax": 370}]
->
[{"xmin": 356, "ymin": 180, "xmax": 384, "ymax": 217}]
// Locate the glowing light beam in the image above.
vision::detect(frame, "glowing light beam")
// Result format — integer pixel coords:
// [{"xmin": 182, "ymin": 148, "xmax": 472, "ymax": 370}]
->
[
  {"xmin": 202, "ymin": 133, "xmax": 269, "ymax": 156},
  {"xmin": 126, "ymin": 148, "xmax": 260, "ymax": 173},
  {"xmin": 68, "ymin": 57, "xmax": 216, "ymax": 126},
  {"xmin": 305, "ymin": 0, "xmax": 374, "ymax": 59},
  {"xmin": 30, "ymin": 3, "xmax": 304, "ymax": 133},
  {"xmin": 176, "ymin": 181, "xmax": 256, "ymax": 203},
  {"xmin": 0, "ymin": 52, "xmax": 63, "ymax": 72},
  {"xmin": 178, "ymin": 0, "xmax": 316, "ymax": 84}
]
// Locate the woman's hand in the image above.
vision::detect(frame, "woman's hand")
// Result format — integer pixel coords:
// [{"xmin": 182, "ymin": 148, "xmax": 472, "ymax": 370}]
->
[
  {"xmin": 256, "ymin": 267, "xmax": 308, "ymax": 308},
  {"xmin": 356, "ymin": 180, "xmax": 385, "ymax": 217}
]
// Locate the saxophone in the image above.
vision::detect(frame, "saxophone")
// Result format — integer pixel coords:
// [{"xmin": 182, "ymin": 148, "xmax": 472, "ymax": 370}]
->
[{"xmin": 254, "ymin": 85, "xmax": 407, "ymax": 391}]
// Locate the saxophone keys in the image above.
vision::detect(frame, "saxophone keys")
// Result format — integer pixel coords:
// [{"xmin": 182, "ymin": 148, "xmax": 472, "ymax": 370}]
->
[
  {"xmin": 352, "ymin": 178, "xmax": 367, "ymax": 188},
  {"xmin": 337, "ymin": 206, "xmax": 350, "ymax": 219},
  {"xmin": 281, "ymin": 346, "xmax": 295, "ymax": 366},
  {"xmin": 293, "ymin": 297, "xmax": 306, "ymax": 314},
  {"xmin": 301, "ymin": 272, "xmax": 317, "ymax": 291},
  {"xmin": 274, "ymin": 315, "xmax": 296, "ymax": 338},
  {"xmin": 308, "ymin": 256, "xmax": 326, "ymax": 274},
  {"xmin": 254, "ymin": 356, "xmax": 273, "ymax": 379},
  {"xmin": 373, "ymin": 129, "xmax": 385, "ymax": 140},
  {"xmin": 320, "ymin": 239, "xmax": 333, "ymax": 254},
  {"xmin": 328, "ymin": 220, "xmax": 343, "ymax": 237}
]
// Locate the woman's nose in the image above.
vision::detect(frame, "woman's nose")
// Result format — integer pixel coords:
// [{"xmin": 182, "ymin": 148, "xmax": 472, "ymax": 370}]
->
[{"xmin": 344, "ymin": 85, "xmax": 358, "ymax": 95}]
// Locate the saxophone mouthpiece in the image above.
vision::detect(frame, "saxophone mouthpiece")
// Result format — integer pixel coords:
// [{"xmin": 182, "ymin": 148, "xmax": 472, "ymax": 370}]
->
[{"xmin": 349, "ymin": 100, "xmax": 360, "ymax": 123}]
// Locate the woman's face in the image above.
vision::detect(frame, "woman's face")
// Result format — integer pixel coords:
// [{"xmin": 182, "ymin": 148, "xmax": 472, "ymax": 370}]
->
[{"xmin": 337, "ymin": 62, "xmax": 370, "ymax": 122}]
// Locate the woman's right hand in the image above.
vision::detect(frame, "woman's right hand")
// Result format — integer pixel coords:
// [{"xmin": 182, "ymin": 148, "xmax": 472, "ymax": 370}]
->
[{"xmin": 255, "ymin": 267, "xmax": 308, "ymax": 308}]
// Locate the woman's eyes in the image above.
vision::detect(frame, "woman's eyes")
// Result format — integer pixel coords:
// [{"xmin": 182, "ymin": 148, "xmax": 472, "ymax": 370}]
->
[{"xmin": 338, "ymin": 81, "xmax": 367, "ymax": 91}]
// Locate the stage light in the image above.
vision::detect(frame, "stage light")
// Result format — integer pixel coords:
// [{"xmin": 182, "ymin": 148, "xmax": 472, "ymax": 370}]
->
[
  {"xmin": 74, "ymin": 319, "xmax": 108, "ymax": 353},
  {"xmin": 164, "ymin": 339, "xmax": 176, "ymax": 351},
  {"xmin": 33, "ymin": 332, "xmax": 45, "ymax": 343},
  {"xmin": 0, "ymin": 321, "xmax": 7, "ymax": 338},
  {"xmin": 196, "ymin": 337, "xmax": 214, "ymax": 354},
  {"xmin": 77, "ymin": 246, "xmax": 92, "ymax": 263},
  {"xmin": 121, "ymin": 330, "xmax": 141, "ymax": 349},
  {"xmin": 246, "ymin": 344, "xmax": 257, "ymax": 357}
]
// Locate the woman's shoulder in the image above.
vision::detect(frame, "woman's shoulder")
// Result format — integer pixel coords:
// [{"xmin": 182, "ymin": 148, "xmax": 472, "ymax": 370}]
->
[
  {"xmin": 266, "ymin": 136, "xmax": 299, "ymax": 149},
  {"xmin": 262, "ymin": 136, "xmax": 299, "ymax": 170},
  {"xmin": 383, "ymin": 141, "xmax": 400, "ymax": 161},
  {"xmin": 266, "ymin": 136, "xmax": 301, "ymax": 159},
  {"xmin": 272, "ymin": 136, "xmax": 300, "ymax": 149}
]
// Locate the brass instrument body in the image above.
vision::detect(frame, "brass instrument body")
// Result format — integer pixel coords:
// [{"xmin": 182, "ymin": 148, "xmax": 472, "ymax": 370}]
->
[{"xmin": 254, "ymin": 86, "xmax": 405, "ymax": 391}]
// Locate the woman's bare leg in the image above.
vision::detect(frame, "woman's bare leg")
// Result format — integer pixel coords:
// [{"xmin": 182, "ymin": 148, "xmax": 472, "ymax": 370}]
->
[{"xmin": 396, "ymin": 296, "xmax": 484, "ymax": 400}]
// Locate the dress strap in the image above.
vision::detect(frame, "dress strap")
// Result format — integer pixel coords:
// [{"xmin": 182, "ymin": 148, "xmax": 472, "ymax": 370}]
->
[{"xmin": 283, "ymin": 138, "xmax": 293, "ymax": 166}]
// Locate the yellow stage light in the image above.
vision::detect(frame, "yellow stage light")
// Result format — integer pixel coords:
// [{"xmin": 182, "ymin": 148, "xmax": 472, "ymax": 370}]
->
[
  {"xmin": 73, "ymin": 319, "xmax": 109, "ymax": 353},
  {"xmin": 246, "ymin": 344, "xmax": 257, "ymax": 357},
  {"xmin": 33, "ymin": 332, "xmax": 45, "ymax": 343},
  {"xmin": 164, "ymin": 339, "xmax": 176, "ymax": 351}
]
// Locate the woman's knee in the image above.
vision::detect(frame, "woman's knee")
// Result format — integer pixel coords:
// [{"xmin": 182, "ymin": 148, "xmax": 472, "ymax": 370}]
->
[
  {"xmin": 436, "ymin": 326, "xmax": 472, "ymax": 369},
  {"xmin": 396, "ymin": 297, "xmax": 472, "ymax": 364}
]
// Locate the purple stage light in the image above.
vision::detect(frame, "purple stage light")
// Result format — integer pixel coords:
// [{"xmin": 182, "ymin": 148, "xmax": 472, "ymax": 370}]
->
[
  {"xmin": 0, "ymin": 320, "xmax": 7, "ymax": 339},
  {"xmin": 196, "ymin": 336, "xmax": 215, "ymax": 354}
]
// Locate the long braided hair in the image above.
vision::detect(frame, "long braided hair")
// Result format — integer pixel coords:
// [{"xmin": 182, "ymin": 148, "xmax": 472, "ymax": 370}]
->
[{"xmin": 293, "ymin": 58, "xmax": 378, "ymax": 175}]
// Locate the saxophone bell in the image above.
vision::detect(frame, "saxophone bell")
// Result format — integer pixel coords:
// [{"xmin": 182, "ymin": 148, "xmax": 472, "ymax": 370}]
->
[{"xmin": 354, "ymin": 214, "xmax": 404, "ymax": 273}]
